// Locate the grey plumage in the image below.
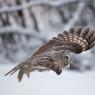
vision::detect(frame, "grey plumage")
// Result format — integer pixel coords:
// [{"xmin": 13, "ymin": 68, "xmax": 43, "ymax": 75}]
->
[{"xmin": 5, "ymin": 27, "xmax": 95, "ymax": 81}]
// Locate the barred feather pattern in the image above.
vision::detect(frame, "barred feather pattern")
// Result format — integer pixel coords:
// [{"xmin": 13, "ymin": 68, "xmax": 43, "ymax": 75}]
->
[{"xmin": 5, "ymin": 27, "xmax": 95, "ymax": 81}]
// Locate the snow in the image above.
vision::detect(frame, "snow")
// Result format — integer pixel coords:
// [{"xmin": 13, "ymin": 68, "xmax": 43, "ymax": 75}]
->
[{"xmin": 0, "ymin": 65, "xmax": 95, "ymax": 95}]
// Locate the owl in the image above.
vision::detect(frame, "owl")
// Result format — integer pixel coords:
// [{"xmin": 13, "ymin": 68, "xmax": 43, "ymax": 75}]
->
[{"xmin": 5, "ymin": 27, "xmax": 95, "ymax": 81}]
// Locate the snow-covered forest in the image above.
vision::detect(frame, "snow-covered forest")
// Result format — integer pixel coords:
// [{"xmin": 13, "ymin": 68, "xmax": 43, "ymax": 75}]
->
[
  {"xmin": 0, "ymin": 0, "xmax": 95, "ymax": 71},
  {"xmin": 0, "ymin": 0, "xmax": 95, "ymax": 95}
]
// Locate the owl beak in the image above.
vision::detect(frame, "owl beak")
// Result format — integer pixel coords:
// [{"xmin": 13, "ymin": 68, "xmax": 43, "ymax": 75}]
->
[{"xmin": 65, "ymin": 61, "xmax": 73, "ymax": 70}]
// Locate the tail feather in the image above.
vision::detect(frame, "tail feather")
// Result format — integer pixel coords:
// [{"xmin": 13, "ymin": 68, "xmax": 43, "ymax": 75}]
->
[
  {"xmin": 5, "ymin": 65, "xmax": 20, "ymax": 76},
  {"xmin": 5, "ymin": 63, "xmax": 25, "ymax": 82},
  {"xmin": 5, "ymin": 60, "xmax": 32, "ymax": 82},
  {"xmin": 17, "ymin": 70, "xmax": 24, "ymax": 82}
]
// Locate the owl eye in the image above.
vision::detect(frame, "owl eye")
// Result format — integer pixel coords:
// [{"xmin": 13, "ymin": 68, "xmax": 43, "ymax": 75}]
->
[
  {"xmin": 64, "ymin": 55, "xmax": 71, "ymax": 63},
  {"xmin": 65, "ymin": 55, "xmax": 70, "ymax": 60},
  {"xmin": 63, "ymin": 55, "xmax": 71, "ymax": 66}
]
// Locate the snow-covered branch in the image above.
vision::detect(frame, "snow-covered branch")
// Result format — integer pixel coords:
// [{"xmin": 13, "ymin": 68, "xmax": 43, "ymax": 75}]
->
[
  {"xmin": 0, "ymin": 26, "xmax": 35, "ymax": 34},
  {"xmin": 0, "ymin": 26, "xmax": 48, "ymax": 41},
  {"xmin": 64, "ymin": 2, "xmax": 85, "ymax": 30},
  {"xmin": 0, "ymin": 0, "xmax": 78, "ymax": 13}
]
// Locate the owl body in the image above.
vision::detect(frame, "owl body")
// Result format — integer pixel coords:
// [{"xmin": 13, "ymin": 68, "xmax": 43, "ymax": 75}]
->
[
  {"xmin": 5, "ymin": 27, "xmax": 95, "ymax": 81},
  {"xmin": 19, "ymin": 50, "xmax": 71, "ymax": 78}
]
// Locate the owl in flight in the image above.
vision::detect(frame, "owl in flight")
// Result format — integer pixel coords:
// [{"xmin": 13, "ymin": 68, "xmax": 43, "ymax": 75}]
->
[{"xmin": 5, "ymin": 27, "xmax": 95, "ymax": 81}]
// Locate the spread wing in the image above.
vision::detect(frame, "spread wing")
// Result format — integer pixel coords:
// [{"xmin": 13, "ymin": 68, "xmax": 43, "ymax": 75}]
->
[{"xmin": 33, "ymin": 27, "xmax": 95, "ymax": 56}]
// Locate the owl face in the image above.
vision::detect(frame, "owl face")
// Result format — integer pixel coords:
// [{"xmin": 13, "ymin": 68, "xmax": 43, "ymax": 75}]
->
[{"xmin": 60, "ymin": 51, "xmax": 72, "ymax": 67}]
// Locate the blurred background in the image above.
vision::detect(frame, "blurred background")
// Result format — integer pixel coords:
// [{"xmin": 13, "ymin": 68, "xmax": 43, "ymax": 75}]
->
[{"xmin": 0, "ymin": 0, "xmax": 95, "ymax": 95}]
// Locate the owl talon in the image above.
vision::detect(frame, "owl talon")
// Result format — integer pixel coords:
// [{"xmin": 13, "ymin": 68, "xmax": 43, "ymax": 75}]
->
[
  {"xmin": 52, "ymin": 66, "xmax": 62, "ymax": 75},
  {"xmin": 56, "ymin": 68, "xmax": 62, "ymax": 75}
]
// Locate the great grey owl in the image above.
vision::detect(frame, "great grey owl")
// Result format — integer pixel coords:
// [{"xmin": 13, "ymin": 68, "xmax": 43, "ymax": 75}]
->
[{"xmin": 5, "ymin": 27, "xmax": 95, "ymax": 81}]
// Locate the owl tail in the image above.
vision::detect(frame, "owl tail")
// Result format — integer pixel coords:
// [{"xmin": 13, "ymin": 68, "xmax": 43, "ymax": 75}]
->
[
  {"xmin": 5, "ymin": 63, "xmax": 28, "ymax": 82},
  {"xmin": 17, "ymin": 69, "xmax": 24, "ymax": 82}
]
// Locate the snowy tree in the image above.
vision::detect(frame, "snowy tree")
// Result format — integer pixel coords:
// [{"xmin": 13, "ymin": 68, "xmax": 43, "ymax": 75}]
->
[{"xmin": 0, "ymin": 0, "xmax": 95, "ymax": 71}]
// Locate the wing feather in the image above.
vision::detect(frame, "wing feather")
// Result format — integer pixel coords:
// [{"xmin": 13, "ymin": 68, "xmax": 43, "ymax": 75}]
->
[{"xmin": 33, "ymin": 27, "xmax": 95, "ymax": 56}]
